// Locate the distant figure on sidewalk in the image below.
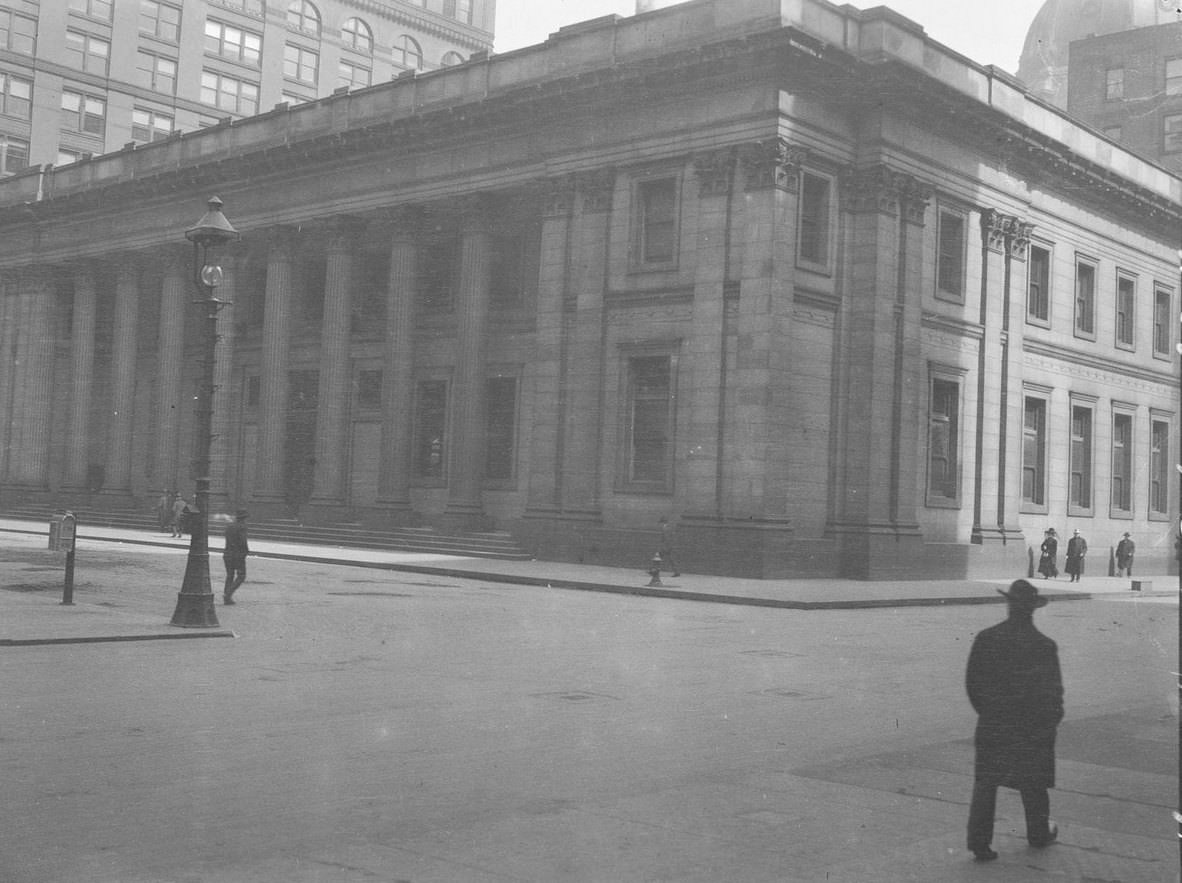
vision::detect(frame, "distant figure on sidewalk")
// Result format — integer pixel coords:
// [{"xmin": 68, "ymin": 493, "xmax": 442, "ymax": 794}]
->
[
  {"xmin": 658, "ymin": 516, "xmax": 680, "ymax": 578},
  {"xmin": 156, "ymin": 490, "xmax": 172, "ymax": 532},
  {"xmin": 171, "ymin": 495, "xmax": 189, "ymax": 538},
  {"xmin": 1115, "ymin": 533, "xmax": 1135, "ymax": 578},
  {"xmin": 223, "ymin": 510, "xmax": 250, "ymax": 605},
  {"xmin": 1036, "ymin": 528, "xmax": 1058, "ymax": 579},
  {"xmin": 966, "ymin": 580, "xmax": 1063, "ymax": 862},
  {"xmin": 1064, "ymin": 529, "xmax": 1087, "ymax": 583}
]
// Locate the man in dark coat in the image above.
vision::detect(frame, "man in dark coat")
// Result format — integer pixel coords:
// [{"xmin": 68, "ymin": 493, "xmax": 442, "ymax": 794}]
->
[
  {"xmin": 965, "ymin": 579, "xmax": 1063, "ymax": 862},
  {"xmin": 1064, "ymin": 529, "xmax": 1087, "ymax": 582},
  {"xmin": 1115, "ymin": 533, "xmax": 1135, "ymax": 577},
  {"xmin": 222, "ymin": 510, "xmax": 250, "ymax": 605}
]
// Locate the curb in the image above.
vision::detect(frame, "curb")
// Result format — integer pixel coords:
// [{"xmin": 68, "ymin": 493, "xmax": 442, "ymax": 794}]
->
[{"xmin": 0, "ymin": 629, "xmax": 236, "ymax": 647}]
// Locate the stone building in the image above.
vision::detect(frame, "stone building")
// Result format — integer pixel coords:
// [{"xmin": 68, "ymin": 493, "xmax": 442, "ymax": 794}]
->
[{"xmin": 0, "ymin": 0, "xmax": 1178, "ymax": 579}]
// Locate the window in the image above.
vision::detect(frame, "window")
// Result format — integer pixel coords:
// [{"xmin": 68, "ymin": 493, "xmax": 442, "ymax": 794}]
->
[
  {"xmin": 797, "ymin": 171, "xmax": 832, "ymax": 268},
  {"xmin": 136, "ymin": 50, "xmax": 178, "ymax": 93},
  {"xmin": 341, "ymin": 17, "xmax": 372, "ymax": 53},
  {"xmin": 1027, "ymin": 244, "xmax": 1050, "ymax": 323},
  {"xmin": 0, "ymin": 135, "xmax": 27, "ymax": 174},
  {"xmin": 1, "ymin": 73, "xmax": 31, "ymax": 119},
  {"xmin": 1105, "ymin": 67, "xmax": 1124, "ymax": 100},
  {"xmin": 443, "ymin": 0, "xmax": 473, "ymax": 22},
  {"xmin": 1022, "ymin": 396, "xmax": 1047, "ymax": 507},
  {"xmin": 0, "ymin": 9, "xmax": 36, "ymax": 54},
  {"xmin": 61, "ymin": 90, "xmax": 105, "ymax": 135},
  {"xmin": 281, "ymin": 91, "xmax": 310, "ymax": 106},
  {"xmin": 1111, "ymin": 411, "xmax": 1133, "ymax": 513},
  {"xmin": 141, "ymin": 1, "xmax": 181, "ymax": 41},
  {"xmin": 1074, "ymin": 259, "xmax": 1095, "ymax": 337},
  {"xmin": 1164, "ymin": 113, "xmax": 1182, "ymax": 153},
  {"xmin": 65, "ymin": 30, "xmax": 110, "ymax": 76},
  {"xmin": 1168, "ymin": 57, "xmax": 1182, "ymax": 95},
  {"xmin": 70, "ymin": 0, "xmax": 113, "ymax": 20},
  {"xmin": 200, "ymin": 70, "xmax": 259, "ymax": 114},
  {"xmin": 1069, "ymin": 404, "xmax": 1093, "ymax": 511},
  {"xmin": 357, "ymin": 370, "xmax": 381, "ymax": 410},
  {"xmin": 441, "ymin": 51, "xmax": 465, "ymax": 66},
  {"xmin": 1151, "ymin": 418, "xmax": 1170, "ymax": 516},
  {"xmin": 624, "ymin": 355, "xmax": 674, "ymax": 488},
  {"xmin": 337, "ymin": 60, "xmax": 371, "ymax": 90},
  {"xmin": 221, "ymin": 0, "xmax": 265, "ymax": 14},
  {"xmin": 412, "ymin": 380, "xmax": 447, "ymax": 479},
  {"xmin": 1115, "ymin": 274, "xmax": 1135, "ymax": 349},
  {"xmin": 927, "ymin": 377, "xmax": 960, "ymax": 503},
  {"xmin": 394, "ymin": 35, "xmax": 423, "ymax": 70},
  {"xmin": 57, "ymin": 148, "xmax": 83, "ymax": 166},
  {"xmin": 1154, "ymin": 286, "xmax": 1172, "ymax": 357},
  {"xmin": 634, "ymin": 177, "xmax": 678, "ymax": 266},
  {"xmin": 936, "ymin": 208, "xmax": 966, "ymax": 300},
  {"xmin": 286, "ymin": 0, "xmax": 320, "ymax": 34},
  {"xmin": 132, "ymin": 107, "xmax": 173, "ymax": 142},
  {"xmin": 205, "ymin": 20, "xmax": 262, "ymax": 66},
  {"xmin": 418, "ymin": 236, "xmax": 457, "ymax": 313},
  {"xmin": 485, "ymin": 377, "xmax": 517, "ymax": 482},
  {"xmin": 284, "ymin": 44, "xmax": 319, "ymax": 85}
]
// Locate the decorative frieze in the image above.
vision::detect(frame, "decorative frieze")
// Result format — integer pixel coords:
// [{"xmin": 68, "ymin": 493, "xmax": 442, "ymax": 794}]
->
[{"xmin": 738, "ymin": 138, "xmax": 807, "ymax": 192}]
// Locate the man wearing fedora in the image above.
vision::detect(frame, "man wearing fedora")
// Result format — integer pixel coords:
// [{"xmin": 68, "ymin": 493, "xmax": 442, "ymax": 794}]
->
[
  {"xmin": 223, "ymin": 509, "xmax": 250, "ymax": 605},
  {"xmin": 965, "ymin": 579, "xmax": 1063, "ymax": 862},
  {"xmin": 1115, "ymin": 532, "xmax": 1135, "ymax": 578}
]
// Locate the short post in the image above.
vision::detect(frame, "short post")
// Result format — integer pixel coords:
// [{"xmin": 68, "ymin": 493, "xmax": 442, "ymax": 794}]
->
[
  {"xmin": 646, "ymin": 552, "xmax": 663, "ymax": 587},
  {"xmin": 49, "ymin": 511, "xmax": 78, "ymax": 605}
]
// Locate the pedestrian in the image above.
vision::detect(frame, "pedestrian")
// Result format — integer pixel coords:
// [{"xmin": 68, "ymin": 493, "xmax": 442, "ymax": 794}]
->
[
  {"xmin": 658, "ymin": 516, "xmax": 680, "ymax": 577},
  {"xmin": 1036, "ymin": 528, "xmax": 1058, "ymax": 578},
  {"xmin": 1064, "ymin": 529, "xmax": 1087, "ymax": 582},
  {"xmin": 222, "ymin": 509, "xmax": 250, "ymax": 605},
  {"xmin": 966, "ymin": 579, "xmax": 1063, "ymax": 862},
  {"xmin": 1115, "ymin": 532, "xmax": 1135, "ymax": 578},
  {"xmin": 156, "ymin": 490, "xmax": 172, "ymax": 533},
  {"xmin": 171, "ymin": 495, "xmax": 189, "ymax": 538}
]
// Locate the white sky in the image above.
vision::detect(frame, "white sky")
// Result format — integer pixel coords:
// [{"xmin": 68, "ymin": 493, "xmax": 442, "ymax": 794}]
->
[{"xmin": 493, "ymin": 0, "xmax": 1042, "ymax": 74}]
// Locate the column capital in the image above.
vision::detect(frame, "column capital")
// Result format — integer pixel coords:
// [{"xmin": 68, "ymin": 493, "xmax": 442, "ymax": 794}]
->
[
  {"xmin": 840, "ymin": 164, "xmax": 923, "ymax": 217},
  {"xmin": 577, "ymin": 168, "xmax": 615, "ymax": 213},
  {"xmin": 738, "ymin": 138, "xmax": 807, "ymax": 192},
  {"xmin": 457, "ymin": 193, "xmax": 497, "ymax": 235},
  {"xmin": 324, "ymin": 215, "xmax": 367, "ymax": 255},
  {"xmin": 981, "ymin": 208, "xmax": 1010, "ymax": 253},
  {"xmin": 543, "ymin": 175, "xmax": 576, "ymax": 218},
  {"xmin": 377, "ymin": 205, "xmax": 426, "ymax": 241},
  {"xmin": 693, "ymin": 148, "xmax": 735, "ymax": 198}
]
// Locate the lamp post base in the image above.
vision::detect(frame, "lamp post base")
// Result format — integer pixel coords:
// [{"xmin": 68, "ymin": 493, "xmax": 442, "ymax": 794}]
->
[
  {"xmin": 170, "ymin": 535, "xmax": 220, "ymax": 628},
  {"xmin": 170, "ymin": 592, "xmax": 220, "ymax": 628}
]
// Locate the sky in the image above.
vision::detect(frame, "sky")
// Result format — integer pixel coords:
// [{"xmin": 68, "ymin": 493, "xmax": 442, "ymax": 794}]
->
[{"xmin": 493, "ymin": 0, "xmax": 1043, "ymax": 74}]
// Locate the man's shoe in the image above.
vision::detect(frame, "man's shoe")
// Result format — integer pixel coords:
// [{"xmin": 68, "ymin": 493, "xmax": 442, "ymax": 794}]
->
[
  {"xmin": 1030, "ymin": 822, "xmax": 1058, "ymax": 848},
  {"xmin": 972, "ymin": 847, "xmax": 998, "ymax": 862}
]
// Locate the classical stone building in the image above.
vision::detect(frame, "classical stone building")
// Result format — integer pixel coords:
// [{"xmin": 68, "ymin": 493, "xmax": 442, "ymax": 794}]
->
[{"xmin": 0, "ymin": 0, "xmax": 1178, "ymax": 579}]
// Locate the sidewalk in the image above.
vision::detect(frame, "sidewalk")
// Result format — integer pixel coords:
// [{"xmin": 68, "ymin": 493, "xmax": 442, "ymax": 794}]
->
[{"xmin": 1, "ymin": 516, "xmax": 1163, "ymax": 646}]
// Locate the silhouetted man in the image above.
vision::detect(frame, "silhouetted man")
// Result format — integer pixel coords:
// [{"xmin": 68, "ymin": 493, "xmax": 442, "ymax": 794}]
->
[{"xmin": 223, "ymin": 510, "xmax": 250, "ymax": 605}]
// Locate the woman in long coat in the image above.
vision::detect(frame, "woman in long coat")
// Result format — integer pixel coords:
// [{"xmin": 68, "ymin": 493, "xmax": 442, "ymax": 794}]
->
[{"xmin": 1037, "ymin": 529, "xmax": 1058, "ymax": 578}]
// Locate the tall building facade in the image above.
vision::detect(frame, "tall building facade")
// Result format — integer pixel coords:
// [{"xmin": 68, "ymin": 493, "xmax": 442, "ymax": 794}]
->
[
  {"xmin": 0, "ymin": 0, "xmax": 1178, "ymax": 579},
  {"xmin": 0, "ymin": 0, "xmax": 493, "ymax": 174}
]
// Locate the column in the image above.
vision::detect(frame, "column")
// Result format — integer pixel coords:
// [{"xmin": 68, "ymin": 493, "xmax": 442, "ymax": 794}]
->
[
  {"xmin": 103, "ymin": 260, "xmax": 140, "ymax": 495},
  {"xmin": 973, "ymin": 209, "xmax": 1011, "ymax": 544},
  {"xmin": 210, "ymin": 252, "xmax": 240, "ymax": 512},
  {"xmin": 0, "ymin": 275, "xmax": 21, "ymax": 483},
  {"xmin": 253, "ymin": 231, "xmax": 296, "ymax": 504},
  {"xmin": 154, "ymin": 249, "xmax": 187, "ymax": 494},
  {"xmin": 377, "ymin": 209, "xmax": 420, "ymax": 513},
  {"xmin": 63, "ymin": 266, "xmax": 97, "ymax": 491},
  {"xmin": 443, "ymin": 198, "xmax": 493, "ymax": 526},
  {"xmin": 10, "ymin": 268, "xmax": 55, "ymax": 488}
]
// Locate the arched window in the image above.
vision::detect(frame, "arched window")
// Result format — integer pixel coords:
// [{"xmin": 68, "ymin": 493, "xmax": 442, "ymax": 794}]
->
[
  {"xmin": 440, "ymin": 51, "xmax": 464, "ymax": 67},
  {"xmin": 286, "ymin": 0, "xmax": 320, "ymax": 35},
  {"xmin": 394, "ymin": 35, "xmax": 423, "ymax": 71},
  {"xmin": 341, "ymin": 17, "xmax": 372, "ymax": 53}
]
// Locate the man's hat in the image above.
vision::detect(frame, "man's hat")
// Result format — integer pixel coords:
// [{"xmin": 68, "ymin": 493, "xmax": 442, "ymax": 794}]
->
[
  {"xmin": 997, "ymin": 579, "xmax": 1048, "ymax": 608},
  {"xmin": 1122, "ymin": 532, "xmax": 1131, "ymax": 538}
]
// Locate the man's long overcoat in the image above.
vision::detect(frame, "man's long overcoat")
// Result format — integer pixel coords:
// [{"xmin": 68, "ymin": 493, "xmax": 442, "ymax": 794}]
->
[{"xmin": 966, "ymin": 617, "xmax": 1064, "ymax": 789}]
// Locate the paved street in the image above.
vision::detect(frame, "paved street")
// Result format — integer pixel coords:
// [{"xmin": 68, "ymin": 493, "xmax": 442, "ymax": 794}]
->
[{"xmin": 1, "ymin": 534, "xmax": 1177, "ymax": 882}]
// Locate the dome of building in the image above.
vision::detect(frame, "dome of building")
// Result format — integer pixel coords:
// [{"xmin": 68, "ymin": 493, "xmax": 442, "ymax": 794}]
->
[{"xmin": 1017, "ymin": 0, "xmax": 1176, "ymax": 106}]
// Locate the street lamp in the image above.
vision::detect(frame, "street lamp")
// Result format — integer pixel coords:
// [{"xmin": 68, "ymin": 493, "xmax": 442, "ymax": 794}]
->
[{"xmin": 170, "ymin": 196, "xmax": 239, "ymax": 628}]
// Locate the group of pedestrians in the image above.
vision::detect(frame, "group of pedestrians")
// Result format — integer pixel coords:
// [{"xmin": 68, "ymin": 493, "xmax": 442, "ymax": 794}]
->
[
  {"xmin": 1036, "ymin": 528, "xmax": 1135, "ymax": 581},
  {"xmin": 154, "ymin": 490, "xmax": 193, "ymax": 539}
]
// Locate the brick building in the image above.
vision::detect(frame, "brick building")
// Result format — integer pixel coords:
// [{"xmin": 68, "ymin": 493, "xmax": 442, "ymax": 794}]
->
[{"xmin": 0, "ymin": 0, "xmax": 1178, "ymax": 579}]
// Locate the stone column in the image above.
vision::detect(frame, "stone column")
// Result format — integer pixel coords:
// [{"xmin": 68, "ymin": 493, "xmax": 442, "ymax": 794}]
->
[
  {"xmin": 0, "ymin": 276, "xmax": 19, "ymax": 483},
  {"xmin": 310, "ymin": 220, "xmax": 359, "ymax": 512},
  {"xmin": 154, "ymin": 249, "xmax": 187, "ymax": 495},
  {"xmin": 377, "ymin": 209, "xmax": 420, "ymax": 514},
  {"xmin": 972, "ymin": 210, "xmax": 1009, "ymax": 544},
  {"xmin": 254, "ymin": 231, "xmax": 296, "ymax": 505},
  {"xmin": 210, "ymin": 253, "xmax": 240, "ymax": 512},
  {"xmin": 103, "ymin": 260, "xmax": 139, "ymax": 496},
  {"xmin": 64, "ymin": 265, "xmax": 98, "ymax": 491},
  {"xmin": 11, "ymin": 268, "xmax": 56, "ymax": 489},
  {"xmin": 442, "ymin": 197, "xmax": 494, "ymax": 527}
]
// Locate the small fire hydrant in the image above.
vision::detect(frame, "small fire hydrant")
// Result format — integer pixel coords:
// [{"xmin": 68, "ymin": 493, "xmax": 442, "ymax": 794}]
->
[{"xmin": 646, "ymin": 552, "xmax": 664, "ymax": 587}]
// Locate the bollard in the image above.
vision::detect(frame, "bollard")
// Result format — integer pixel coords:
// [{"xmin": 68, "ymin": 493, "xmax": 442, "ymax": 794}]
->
[
  {"xmin": 646, "ymin": 552, "xmax": 663, "ymax": 587},
  {"xmin": 49, "ymin": 511, "xmax": 78, "ymax": 605}
]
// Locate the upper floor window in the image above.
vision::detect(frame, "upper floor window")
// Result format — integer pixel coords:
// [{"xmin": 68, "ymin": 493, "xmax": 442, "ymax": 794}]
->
[
  {"xmin": 61, "ymin": 89, "xmax": 105, "ymax": 135},
  {"xmin": 1115, "ymin": 273, "xmax": 1135, "ymax": 349},
  {"xmin": 797, "ymin": 171, "xmax": 832, "ymax": 270},
  {"xmin": 200, "ymin": 69, "xmax": 259, "ymax": 115},
  {"xmin": 1, "ymin": 73, "xmax": 32, "ymax": 119},
  {"xmin": 341, "ymin": 17, "xmax": 372, "ymax": 53},
  {"xmin": 70, "ymin": 0, "xmax": 112, "ymax": 21},
  {"xmin": 136, "ymin": 50, "xmax": 177, "ymax": 94},
  {"xmin": 441, "ymin": 51, "xmax": 465, "ymax": 67},
  {"xmin": 633, "ymin": 176, "xmax": 678, "ymax": 267},
  {"xmin": 1074, "ymin": 258, "xmax": 1096, "ymax": 338},
  {"xmin": 286, "ymin": 0, "xmax": 320, "ymax": 35},
  {"xmin": 284, "ymin": 43, "xmax": 319, "ymax": 85},
  {"xmin": 935, "ymin": 207, "xmax": 966, "ymax": 301},
  {"xmin": 58, "ymin": 148, "xmax": 83, "ymax": 166},
  {"xmin": 443, "ymin": 0, "xmax": 473, "ymax": 23},
  {"xmin": 1154, "ymin": 286, "xmax": 1172, "ymax": 358},
  {"xmin": 1165, "ymin": 112, "xmax": 1182, "ymax": 153},
  {"xmin": 0, "ymin": 9, "xmax": 36, "ymax": 54},
  {"xmin": 394, "ymin": 35, "xmax": 422, "ymax": 70},
  {"xmin": 220, "ymin": 0, "xmax": 265, "ymax": 13},
  {"xmin": 1111, "ymin": 411, "xmax": 1133, "ymax": 514},
  {"xmin": 1027, "ymin": 243, "xmax": 1050, "ymax": 324},
  {"xmin": 337, "ymin": 59, "xmax": 370, "ymax": 90},
  {"xmin": 132, "ymin": 106, "xmax": 173, "ymax": 142},
  {"xmin": 206, "ymin": 19, "xmax": 262, "ymax": 66},
  {"xmin": 1167, "ymin": 57, "xmax": 1182, "ymax": 95},
  {"xmin": 141, "ymin": 0, "xmax": 181, "ymax": 42},
  {"xmin": 0, "ymin": 135, "xmax": 28, "ymax": 175},
  {"xmin": 1105, "ymin": 67, "xmax": 1124, "ymax": 100},
  {"xmin": 65, "ymin": 30, "xmax": 110, "ymax": 76}
]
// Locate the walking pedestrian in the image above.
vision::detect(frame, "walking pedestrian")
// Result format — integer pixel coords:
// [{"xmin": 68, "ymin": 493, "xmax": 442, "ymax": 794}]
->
[
  {"xmin": 171, "ymin": 495, "xmax": 189, "ymax": 538},
  {"xmin": 966, "ymin": 579, "xmax": 1063, "ymax": 862},
  {"xmin": 658, "ymin": 516, "xmax": 680, "ymax": 578},
  {"xmin": 1115, "ymin": 532, "xmax": 1135, "ymax": 578},
  {"xmin": 222, "ymin": 509, "xmax": 249, "ymax": 605},
  {"xmin": 1036, "ymin": 528, "xmax": 1058, "ymax": 578},
  {"xmin": 1064, "ymin": 529, "xmax": 1087, "ymax": 582}
]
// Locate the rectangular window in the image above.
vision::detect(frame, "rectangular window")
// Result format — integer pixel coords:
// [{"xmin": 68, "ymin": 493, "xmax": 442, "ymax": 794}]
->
[
  {"xmin": 1022, "ymin": 397, "xmax": 1047, "ymax": 507},
  {"xmin": 927, "ymin": 377, "xmax": 959, "ymax": 503},
  {"xmin": 1027, "ymin": 244, "xmax": 1050, "ymax": 323},
  {"xmin": 61, "ymin": 90, "xmax": 106, "ymax": 136},
  {"xmin": 936, "ymin": 210, "xmax": 966, "ymax": 300},
  {"xmin": 337, "ymin": 59, "xmax": 371, "ymax": 90},
  {"xmin": 1070, "ymin": 404, "xmax": 1093, "ymax": 511},
  {"xmin": 1164, "ymin": 113, "xmax": 1182, "ymax": 153},
  {"xmin": 136, "ymin": 50, "xmax": 178, "ymax": 94},
  {"xmin": 131, "ymin": 107, "xmax": 173, "ymax": 142},
  {"xmin": 1, "ymin": 73, "xmax": 32, "ymax": 119},
  {"xmin": 141, "ymin": 0, "xmax": 181, "ymax": 41},
  {"xmin": 0, "ymin": 135, "xmax": 28, "ymax": 174},
  {"xmin": 1074, "ymin": 259, "xmax": 1095, "ymax": 337},
  {"xmin": 57, "ymin": 148, "xmax": 83, "ymax": 166},
  {"xmin": 1168, "ymin": 57, "xmax": 1182, "ymax": 95},
  {"xmin": 70, "ymin": 0, "xmax": 113, "ymax": 20},
  {"xmin": 1154, "ymin": 287, "xmax": 1172, "ymax": 357},
  {"xmin": 485, "ymin": 376, "xmax": 517, "ymax": 482},
  {"xmin": 219, "ymin": 0, "xmax": 264, "ymax": 13},
  {"xmin": 1151, "ymin": 419, "xmax": 1170, "ymax": 515},
  {"xmin": 1115, "ymin": 274, "xmax": 1135, "ymax": 349},
  {"xmin": 412, "ymin": 380, "xmax": 447, "ymax": 479},
  {"xmin": 200, "ymin": 70, "xmax": 259, "ymax": 114},
  {"xmin": 635, "ymin": 177, "xmax": 677, "ymax": 266},
  {"xmin": 1111, "ymin": 412, "xmax": 1133, "ymax": 513},
  {"xmin": 356, "ymin": 369, "xmax": 382, "ymax": 410},
  {"xmin": 205, "ymin": 19, "xmax": 262, "ymax": 66},
  {"xmin": 65, "ymin": 30, "xmax": 110, "ymax": 76},
  {"xmin": 0, "ymin": 9, "xmax": 36, "ymax": 54},
  {"xmin": 284, "ymin": 43, "xmax": 319, "ymax": 85},
  {"xmin": 625, "ymin": 355, "xmax": 674, "ymax": 488},
  {"xmin": 1106, "ymin": 67, "xmax": 1124, "ymax": 99},
  {"xmin": 797, "ymin": 172, "xmax": 831, "ymax": 268}
]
